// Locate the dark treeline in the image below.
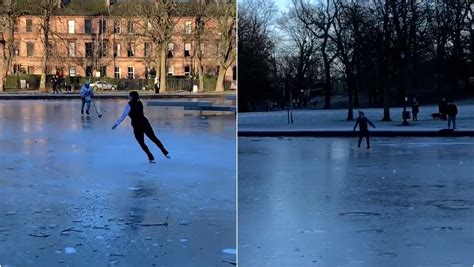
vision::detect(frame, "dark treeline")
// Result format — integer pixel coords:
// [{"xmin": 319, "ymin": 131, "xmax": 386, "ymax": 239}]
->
[{"xmin": 239, "ymin": 0, "xmax": 474, "ymax": 120}]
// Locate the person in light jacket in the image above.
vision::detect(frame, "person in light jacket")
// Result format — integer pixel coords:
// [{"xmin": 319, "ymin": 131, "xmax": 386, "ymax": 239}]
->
[{"xmin": 80, "ymin": 81, "xmax": 94, "ymax": 115}]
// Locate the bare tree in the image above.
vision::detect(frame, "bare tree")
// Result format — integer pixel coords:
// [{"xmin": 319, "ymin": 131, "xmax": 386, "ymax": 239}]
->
[
  {"xmin": 295, "ymin": 0, "xmax": 337, "ymax": 109},
  {"xmin": 122, "ymin": 0, "xmax": 180, "ymax": 93},
  {"xmin": 189, "ymin": 0, "xmax": 213, "ymax": 92},
  {"xmin": 33, "ymin": 0, "xmax": 60, "ymax": 92},
  {"xmin": 278, "ymin": 8, "xmax": 318, "ymax": 107},
  {"xmin": 212, "ymin": 0, "xmax": 236, "ymax": 92},
  {"xmin": 0, "ymin": 0, "xmax": 25, "ymax": 92}
]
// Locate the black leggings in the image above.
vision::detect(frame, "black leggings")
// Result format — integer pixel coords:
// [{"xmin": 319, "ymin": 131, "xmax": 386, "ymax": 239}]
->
[
  {"xmin": 358, "ymin": 131, "xmax": 370, "ymax": 148},
  {"xmin": 133, "ymin": 122, "xmax": 168, "ymax": 160}
]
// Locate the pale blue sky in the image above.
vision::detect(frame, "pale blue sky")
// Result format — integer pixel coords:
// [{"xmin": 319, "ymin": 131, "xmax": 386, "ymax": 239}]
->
[{"xmin": 275, "ymin": 0, "xmax": 291, "ymax": 11}]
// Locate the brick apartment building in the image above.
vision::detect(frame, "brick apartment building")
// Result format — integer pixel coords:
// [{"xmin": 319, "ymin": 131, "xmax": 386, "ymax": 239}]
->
[{"xmin": 10, "ymin": 7, "xmax": 236, "ymax": 88}]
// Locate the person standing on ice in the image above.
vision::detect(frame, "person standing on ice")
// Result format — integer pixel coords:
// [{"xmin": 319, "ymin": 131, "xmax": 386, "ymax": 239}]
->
[
  {"xmin": 353, "ymin": 111, "xmax": 376, "ymax": 149},
  {"xmin": 447, "ymin": 100, "xmax": 458, "ymax": 130},
  {"xmin": 112, "ymin": 91, "xmax": 171, "ymax": 163},
  {"xmin": 80, "ymin": 81, "xmax": 94, "ymax": 115}
]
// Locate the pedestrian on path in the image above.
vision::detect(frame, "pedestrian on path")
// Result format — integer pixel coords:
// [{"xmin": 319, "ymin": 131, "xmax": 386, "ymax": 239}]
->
[
  {"xmin": 112, "ymin": 91, "xmax": 171, "ymax": 163},
  {"xmin": 353, "ymin": 111, "xmax": 376, "ymax": 149},
  {"xmin": 447, "ymin": 100, "xmax": 458, "ymax": 130},
  {"xmin": 439, "ymin": 98, "xmax": 448, "ymax": 120},
  {"xmin": 52, "ymin": 75, "xmax": 60, "ymax": 94},
  {"xmin": 412, "ymin": 98, "xmax": 419, "ymax": 121},
  {"xmin": 80, "ymin": 81, "xmax": 94, "ymax": 115},
  {"xmin": 154, "ymin": 76, "xmax": 160, "ymax": 93}
]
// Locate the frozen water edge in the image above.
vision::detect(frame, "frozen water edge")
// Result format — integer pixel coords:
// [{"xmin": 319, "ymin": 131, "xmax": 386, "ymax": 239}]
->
[{"xmin": 238, "ymin": 137, "xmax": 474, "ymax": 266}]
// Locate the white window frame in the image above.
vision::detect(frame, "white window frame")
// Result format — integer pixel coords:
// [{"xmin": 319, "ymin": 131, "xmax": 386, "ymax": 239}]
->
[
  {"xmin": 184, "ymin": 43, "xmax": 191, "ymax": 57},
  {"xmin": 68, "ymin": 42, "xmax": 75, "ymax": 57},
  {"xmin": 68, "ymin": 20, "xmax": 75, "ymax": 34},
  {"xmin": 128, "ymin": 66, "xmax": 135, "ymax": 79},
  {"xmin": 184, "ymin": 65, "xmax": 191, "ymax": 76},
  {"xmin": 185, "ymin": 21, "xmax": 192, "ymax": 34},
  {"xmin": 167, "ymin": 65, "xmax": 174, "ymax": 76},
  {"xmin": 69, "ymin": 66, "xmax": 76, "ymax": 77},
  {"xmin": 114, "ymin": 20, "xmax": 121, "ymax": 34},
  {"xmin": 115, "ymin": 43, "xmax": 121, "ymax": 57},
  {"xmin": 114, "ymin": 66, "xmax": 121, "ymax": 79}
]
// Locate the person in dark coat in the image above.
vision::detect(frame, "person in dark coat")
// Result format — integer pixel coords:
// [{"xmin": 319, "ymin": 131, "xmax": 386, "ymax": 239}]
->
[
  {"xmin": 439, "ymin": 98, "xmax": 448, "ymax": 120},
  {"xmin": 112, "ymin": 91, "xmax": 171, "ymax": 163},
  {"xmin": 412, "ymin": 98, "xmax": 419, "ymax": 121},
  {"xmin": 447, "ymin": 100, "xmax": 458, "ymax": 130},
  {"xmin": 51, "ymin": 75, "xmax": 60, "ymax": 94},
  {"xmin": 353, "ymin": 111, "xmax": 376, "ymax": 149}
]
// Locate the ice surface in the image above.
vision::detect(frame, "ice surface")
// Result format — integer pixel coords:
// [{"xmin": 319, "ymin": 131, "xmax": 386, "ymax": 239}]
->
[
  {"xmin": 0, "ymin": 100, "xmax": 236, "ymax": 266},
  {"xmin": 239, "ymin": 137, "xmax": 474, "ymax": 266}
]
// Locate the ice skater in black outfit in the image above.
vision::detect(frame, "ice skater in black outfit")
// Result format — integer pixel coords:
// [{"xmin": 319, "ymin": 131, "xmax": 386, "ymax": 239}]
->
[
  {"xmin": 112, "ymin": 91, "xmax": 171, "ymax": 163},
  {"xmin": 353, "ymin": 111, "xmax": 376, "ymax": 149}
]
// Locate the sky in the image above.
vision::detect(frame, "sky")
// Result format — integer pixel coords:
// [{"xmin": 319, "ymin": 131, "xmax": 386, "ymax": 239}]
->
[{"xmin": 274, "ymin": 0, "xmax": 291, "ymax": 11}]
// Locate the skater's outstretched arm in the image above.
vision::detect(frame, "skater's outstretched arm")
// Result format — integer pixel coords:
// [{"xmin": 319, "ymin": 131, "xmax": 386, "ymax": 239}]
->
[
  {"xmin": 353, "ymin": 120, "xmax": 359, "ymax": 131},
  {"xmin": 368, "ymin": 119, "xmax": 376, "ymax": 128},
  {"xmin": 112, "ymin": 104, "xmax": 131, "ymax": 129}
]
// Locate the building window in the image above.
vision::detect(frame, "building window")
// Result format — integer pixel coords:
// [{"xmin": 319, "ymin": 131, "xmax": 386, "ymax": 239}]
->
[
  {"xmin": 128, "ymin": 66, "xmax": 134, "ymax": 79},
  {"xmin": 114, "ymin": 20, "xmax": 121, "ymax": 34},
  {"xmin": 27, "ymin": 42, "xmax": 34, "ymax": 57},
  {"xmin": 167, "ymin": 43, "xmax": 174, "ymax": 58},
  {"xmin": 69, "ymin": 66, "xmax": 76, "ymax": 77},
  {"xmin": 68, "ymin": 42, "xmax": 75, "ymax": 57},
  {"xmin": 127, "ymin": 21, "xmax": 134, "ymax": 34},
  {"xmin": 127, "ymin": 43, "xmax": 134, "ymax": 57},
  {"xmin": 114, "ymin": 67, "xmax": 121, "ymax": 79},
  {"xmin": 185, "ymin": 20, "xmax": 192, "ymax": 34},
  {"xmin": 144, "ymin": 43, "xmax": 151, "ymax": 57},
  {"xmin": 167, "ymin": 65, "xmax": 174, "ymax": 76},
  {"xmin": 99, "ymin": 41, "xmax": 108, "ymax": 58},
  {"xmin": 85, "ymin": 42, "xmax": 93, "ymax": 57},
  {"xmin": 27, "ymin": 66, "xmax": 34, "ymax": 74},
  {"xmin": 114, "ymin": 43, "xmax": 121, "ymax": 57},
  {"xmin": 68, "ymin": 20, "xmax": 75, "ymax": 34},
  {"xmin": 85, "ymin": 19, "xmax": 92, "ymax": 34},
  {"xmin": 26, "ymin": 19, "xmax": 33, "ymax": 32},
  {"xmin": 184, "ymin": 43, "xmax": 191, "ymax": 57},
  {"xmin": 184, "ymin": 65, "xmax": 191, "ymax": 76},
  {"xmin": 86, "ymin": 65, "xmax": 93, "ymax": 77},
  {"xmin": 13, "ymin": 41, "xmax": 19, "ymax": 56},
  {"xmin": 100, "ymin": 66, "xmax": 106, "ymax": 77},
  {"xmin": 199, "ymin": 43, "xmax": 205, "ymax": 55},
  {"xmin": 99, "ymin": 19, "xmax": 106, "ymax": 34}
]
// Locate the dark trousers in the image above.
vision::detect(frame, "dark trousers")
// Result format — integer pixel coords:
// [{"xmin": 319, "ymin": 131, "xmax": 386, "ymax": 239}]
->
[
  {"xmin": 81, "ymin": 99, "xmax": 91, "ymax": 112},
  {"xmin": 134, "ymin": 122, "xmax": 168, "ymax": 160},
  {"xmin": 358, "ymin": 131, "xmax": 370, "ymax": 148},
  {"xmin": 412, "ymin": 112, "xmax": 418, "ymax": 121},
  {"xmin": 448, "ymin": 115, "xmax": 456, "ymax": 129}
]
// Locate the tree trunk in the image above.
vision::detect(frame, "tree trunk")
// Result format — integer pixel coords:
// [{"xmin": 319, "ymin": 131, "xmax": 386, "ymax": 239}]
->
[
  {"xmin": 198, "ymin": 66, "xmax": 204, "ymax": 93},
  {"xmin": 40, "ymin": 53, "xmax": 47, "ymax": 92},
  {"xmin": 382, "ymin": 86, "xmax": 391, "ymax": 121},
  {"xmin": 215, "ymin": 65, "xmax": 226, "ymax": 92},
  {"xmin": 159, "ymin": 44, "xmax": 167, "ymax": 93},
  {"xmin": 0, "ymin": 40, "xmax": 6, "ymax": 92},
  {"xmin": 197, "ymin": 54, "xmax": 204, "ymax": 92},
  {"xmin": 346, "ymin": 72, "xmax": 354, "ymax": 121},
  {"xmin": 323, "ymin": 58, "xmax": 331, "ymax": 109}
]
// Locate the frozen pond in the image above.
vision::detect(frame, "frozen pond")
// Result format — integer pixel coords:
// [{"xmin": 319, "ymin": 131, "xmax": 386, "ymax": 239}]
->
[
  {"xmin": 0, "ymin": 100, "xmax": 236, "ymax": 266},
  {"xmin": 239, "ymin": 137, "xmax": 474, "ymax": 266}
]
